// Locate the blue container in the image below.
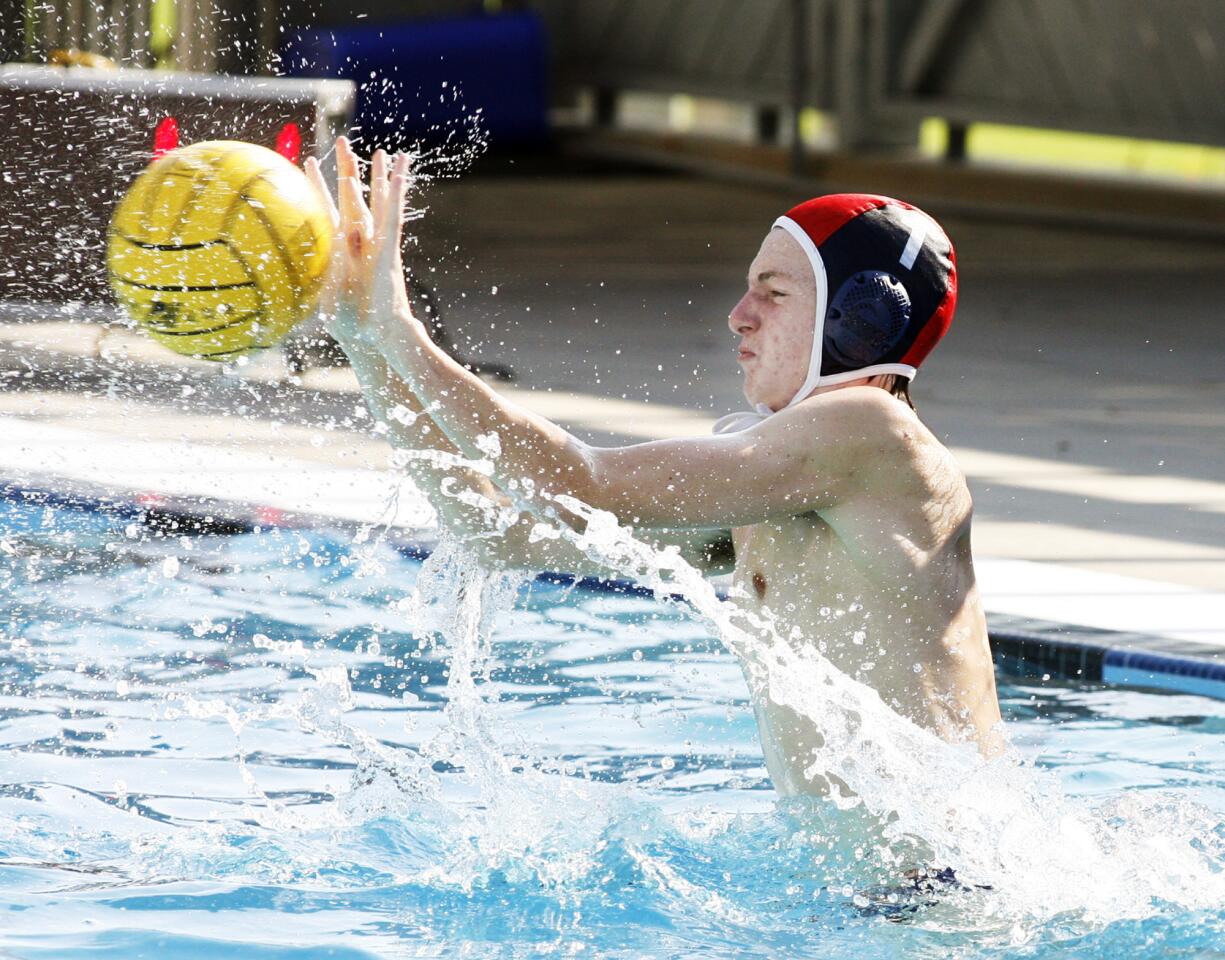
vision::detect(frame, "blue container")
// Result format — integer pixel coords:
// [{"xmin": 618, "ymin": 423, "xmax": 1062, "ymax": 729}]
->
[{"xmin": 284, "ymin": 10, "xmax": 549, "ymax": 148}]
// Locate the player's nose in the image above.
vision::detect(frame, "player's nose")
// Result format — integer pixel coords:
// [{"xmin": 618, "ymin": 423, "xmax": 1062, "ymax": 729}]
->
[{"xmin": 727, "ymin": 293, "xmax": 758, "ymax": 335}]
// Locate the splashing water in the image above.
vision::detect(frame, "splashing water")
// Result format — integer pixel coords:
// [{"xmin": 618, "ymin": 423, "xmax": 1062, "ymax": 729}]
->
[
  {"xmin": 535, "ymin": 490, "xmax": 1225, "ymax": 923},
  {"xmin": 2, "ymin": 493, "xmax": 1225, "ymax": 956},
  {"xmin": 2, "ymin": 6, "xmax": 1216, "ymax": 955}
]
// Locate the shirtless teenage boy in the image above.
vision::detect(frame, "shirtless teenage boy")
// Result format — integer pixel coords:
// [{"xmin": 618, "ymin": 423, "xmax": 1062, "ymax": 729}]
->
[{"xmin": 305, "ymin": 139, "xmax": 1003, "ymax": 796}]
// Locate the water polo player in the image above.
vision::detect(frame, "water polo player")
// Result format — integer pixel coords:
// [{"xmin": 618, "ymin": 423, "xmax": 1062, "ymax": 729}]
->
[{"xmin": 307, "ymin": 138, "xmax": 1003, "ymax": 796}]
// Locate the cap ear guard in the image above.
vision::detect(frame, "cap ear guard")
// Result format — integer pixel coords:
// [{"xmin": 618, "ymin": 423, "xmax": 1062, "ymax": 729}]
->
[{"xmin": 824, "ymin": 271, "xmax": 912, "ymax": 370}]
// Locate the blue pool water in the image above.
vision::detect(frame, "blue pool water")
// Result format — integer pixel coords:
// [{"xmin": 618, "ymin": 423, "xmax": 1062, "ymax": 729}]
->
[{"xmin": 2, "ymin": 498, "xmax": 1224, "ymax": 958}]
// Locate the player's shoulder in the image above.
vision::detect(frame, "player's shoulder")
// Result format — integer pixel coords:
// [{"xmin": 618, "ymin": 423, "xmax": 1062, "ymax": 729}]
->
[
  {"xmin": 806, "ymin": 387, "xmax": 969, "ymax": 494},
  {"xmin": 766, "ymin": 387, "xmax": 944, "ymax": 478},
  {"xmin": 782, "ymin": 384, "xmax": 915, "ymax": 439}
]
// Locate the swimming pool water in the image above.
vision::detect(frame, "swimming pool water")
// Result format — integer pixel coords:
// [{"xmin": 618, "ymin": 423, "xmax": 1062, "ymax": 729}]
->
[{"xmin": 2, "ymin": 499, "xmax": 1224, "ymax": 958}]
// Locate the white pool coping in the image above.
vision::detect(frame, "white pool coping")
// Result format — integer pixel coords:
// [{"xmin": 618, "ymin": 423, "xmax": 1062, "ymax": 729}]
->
[{"xmin": 0, "ymin": 414, "xmax": 435, "ymax": 533}]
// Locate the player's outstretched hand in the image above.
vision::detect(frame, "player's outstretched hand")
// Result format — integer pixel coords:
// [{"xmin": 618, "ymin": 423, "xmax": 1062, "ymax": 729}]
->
[
  {"xmin": 304, "ymin": 137, "xmax": 416, "ymax": 347},
  {"xmin": 322, "ymin": 137, "xmax": 415, "ymax": 345}
]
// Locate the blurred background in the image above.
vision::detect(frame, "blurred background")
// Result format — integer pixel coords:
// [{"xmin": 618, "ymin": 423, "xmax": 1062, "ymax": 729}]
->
[
  {"xmin": 7, "ymin": 0, "xmax": 1225, "ymax": 177},
  {"xmin": 0, "ymin": 0, "xmax": 1223, "ymax": 611}
]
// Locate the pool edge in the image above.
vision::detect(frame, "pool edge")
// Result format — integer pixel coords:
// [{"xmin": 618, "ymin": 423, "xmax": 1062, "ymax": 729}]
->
[{"xmin": 5, "ymin": 477, "xmax": 1224, "ymax": 702}]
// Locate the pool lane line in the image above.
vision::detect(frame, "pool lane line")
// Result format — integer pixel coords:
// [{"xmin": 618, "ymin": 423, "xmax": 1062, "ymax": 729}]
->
[
  {"xmin": 1101, "ymin": 649, "xmax": 1225, "ymax": 701},
  {"xmin": 4, "ymin": 477, "xmax": 1225, "ymax": 702}
]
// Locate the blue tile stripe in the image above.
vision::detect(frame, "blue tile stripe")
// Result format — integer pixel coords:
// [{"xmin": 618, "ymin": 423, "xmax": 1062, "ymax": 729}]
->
[
  {"xmin": 1, "ymin": 480, "xmax": 149, "ymax": 520},
  {"xmin": 1102, "ymin": 649, "xmax": 1225, "ymax": 699},
  {"xmin": 986, "ymin": 629, "xmax": 1108, "ymax": 683},
  {"xmin": 1104, "ymin": 648, "xmax": 1225, "ymax": 679},
  {"xmin": 5, "ymin": 478, "xmax": 1225, "ymax": 701}
]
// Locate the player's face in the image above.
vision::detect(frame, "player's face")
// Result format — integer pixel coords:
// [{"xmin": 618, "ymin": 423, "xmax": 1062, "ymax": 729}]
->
[{"xmin": 728, "ymin": 229, "xmax": 816, "ymax": 411}]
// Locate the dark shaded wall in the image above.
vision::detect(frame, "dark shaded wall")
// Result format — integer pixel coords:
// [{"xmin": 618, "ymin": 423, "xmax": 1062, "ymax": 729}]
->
[
  {"xmin": 294, "ymin": 0, "xmax": 1225, "ymax": 149},
  {"xmin": 0, "ymin": 0, "xmax": 28, "ymax": 61}
]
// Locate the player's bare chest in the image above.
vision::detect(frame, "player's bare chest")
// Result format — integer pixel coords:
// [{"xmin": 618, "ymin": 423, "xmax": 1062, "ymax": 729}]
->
[{"xmin": 731, "ymin": 513, "xmax": 844, "ymax": 603}]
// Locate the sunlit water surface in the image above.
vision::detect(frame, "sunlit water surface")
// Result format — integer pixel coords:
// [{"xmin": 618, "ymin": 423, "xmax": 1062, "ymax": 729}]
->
[{"xmin": 2, "ymin": 499, "xmax": 1224, "ymax": 958}]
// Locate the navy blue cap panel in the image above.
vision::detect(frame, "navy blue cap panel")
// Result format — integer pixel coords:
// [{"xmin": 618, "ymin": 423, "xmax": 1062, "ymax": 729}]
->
[{"xmin": 815, "ymin": 207, "xmax": 954, "ymax": 376}]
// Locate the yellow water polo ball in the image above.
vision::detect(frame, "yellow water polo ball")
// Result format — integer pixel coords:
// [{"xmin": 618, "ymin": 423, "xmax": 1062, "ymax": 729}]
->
[{"xmin": 106, "ymin": 140, "xmax": 332, "ymax": 361}]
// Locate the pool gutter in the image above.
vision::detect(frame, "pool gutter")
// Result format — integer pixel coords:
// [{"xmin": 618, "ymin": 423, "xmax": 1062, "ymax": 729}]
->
[{"xmin": 4, "ymin": 478, "xmax": 1224, "ymax": 702}]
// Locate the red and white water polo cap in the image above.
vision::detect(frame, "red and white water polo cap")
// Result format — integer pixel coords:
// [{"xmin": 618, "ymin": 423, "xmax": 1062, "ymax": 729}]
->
[{"xmin": 773, "ymin": 193, "xmax": 957, "ymax": 407}]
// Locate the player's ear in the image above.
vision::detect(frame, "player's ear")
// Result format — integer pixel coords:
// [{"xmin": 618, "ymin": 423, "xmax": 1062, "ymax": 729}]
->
[
  {"xmin": 152, "ymin": 116, "xmax": 179, "ymax": 160},
  {"xmin": 274, "ymin": 123, "xmax": 302, "ymax": 165}
]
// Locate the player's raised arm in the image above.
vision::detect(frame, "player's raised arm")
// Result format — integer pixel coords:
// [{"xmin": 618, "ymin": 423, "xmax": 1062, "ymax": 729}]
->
[
  {"xmin": 350, "ymin": 144, "xmax": 877, "ymax": 532},
  {"xmin": 305, "ymin": 141, "xmax": 617, "ymax": 576}
]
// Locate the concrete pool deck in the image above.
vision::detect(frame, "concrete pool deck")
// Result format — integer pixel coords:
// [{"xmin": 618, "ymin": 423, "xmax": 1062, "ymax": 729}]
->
[{"xmin": 2, "ymin": 162, "xmax": 1224, "ymax": 695}]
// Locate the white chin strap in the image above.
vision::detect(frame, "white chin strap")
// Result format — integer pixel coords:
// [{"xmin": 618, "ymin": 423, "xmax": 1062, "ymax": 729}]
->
[{"xmin": 712, "ymin": 216, "xmax": 915, "ymax": 435}]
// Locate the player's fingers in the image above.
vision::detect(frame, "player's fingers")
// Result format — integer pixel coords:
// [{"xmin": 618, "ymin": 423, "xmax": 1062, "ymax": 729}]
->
[
  {"xmin": 338, "ymin": 143, "xmax": 374, "ymax": 227},
  {"xmin": 372, "ymin": 153, "xmax": 408, "ymax": 272},
  {"xmin": 370, "ymin": 149, "xmax": 389, "ymax": 231},
  {"xmin": 379, "ymin": 154, "xmax": 408, "ymax": 248},
  {"xmin": 389, "ymin": 152, "xmax": 411, "ymax": 223},
  {"xmin": 337, "ymin": 165, "xmax": 361, "ymax": 213},
  {"xmin": 334, "ymin": 137, "xmax": 353, "ymax": 199},
  {"xmin": 335, "ymin": 136, "xmax": 356, "ymax": 179},
  {"xmin": 303, "ymin": 157, "xmax": 339, "ymax": 228},
  {"xmin": 380, "ymin": 155, "xmax": 412, "ymax": 280},
  {"xmin": 335, "ymin": 138, "xmax": 364, "ymax": 228},
  {"xmin": 337, "ymin": 174, "xmax": 371, "ymax": 253}
]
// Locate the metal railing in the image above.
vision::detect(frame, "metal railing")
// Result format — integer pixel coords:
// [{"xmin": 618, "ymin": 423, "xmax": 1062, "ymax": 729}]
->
[
  {"xmin": 533, "ymin": 0, "xmax": 1225, "ymax": 151},
  {"xmin": 872, "ymin": 0, "xmax": 1225, "ymax": 149}
]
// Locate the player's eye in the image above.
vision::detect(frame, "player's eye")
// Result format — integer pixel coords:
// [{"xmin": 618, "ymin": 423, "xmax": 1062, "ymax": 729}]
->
[{"xmin": 770, "ymin": 289, "xmax": 787, "ymax": 298}]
